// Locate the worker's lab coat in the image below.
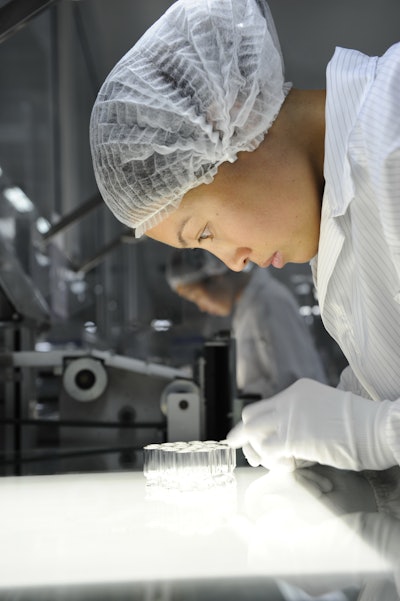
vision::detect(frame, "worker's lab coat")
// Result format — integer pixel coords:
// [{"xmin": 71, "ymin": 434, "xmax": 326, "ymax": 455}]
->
[
  {"xmin": 233, "ymin": 267, "xmax": 326, "ymax": 399},
  {"xmin": 310, "ymin": 43, "xmax": 400, "ymax": 463}
]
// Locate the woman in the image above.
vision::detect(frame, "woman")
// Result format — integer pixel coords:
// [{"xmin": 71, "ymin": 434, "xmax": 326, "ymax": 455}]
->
[{"xmin": 90, "ymin": 0, "xmax": 400, "ymax": 472}]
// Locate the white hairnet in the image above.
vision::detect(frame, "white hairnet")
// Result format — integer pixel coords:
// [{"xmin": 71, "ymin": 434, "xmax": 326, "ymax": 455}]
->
[
  {"xmin": 90, "ymin": 0, "xmax": 291, "ymax": 237},
  {"xmin": 166, "ymin": 249, "xmax": 228, "ymax": 290}
]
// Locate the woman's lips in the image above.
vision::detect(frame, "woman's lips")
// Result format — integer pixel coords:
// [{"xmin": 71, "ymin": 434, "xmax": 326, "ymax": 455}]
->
[
  {"xmin": 271, "ymin": 251, "xmax": 284, "ymax": 269},
  {"xmin": 260, "ymin": 251, "xmax": 284, "ymax": 269}
]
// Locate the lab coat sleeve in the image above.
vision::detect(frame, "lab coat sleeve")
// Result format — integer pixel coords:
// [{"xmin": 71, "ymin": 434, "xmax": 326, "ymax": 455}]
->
[
  {"xmin": 337, "ymin": 367, "xmax": 400, "ymax": 468},
  {"xmin": 386, "ymin": 401, "xmax": 400, "ymax": 468},
  {"xmin": 337, "ymin": 365, "xmax": 373, "ymax": 398},
  {"xmin": 362, "ymin": 42, "xmax": 400, "ymax": 277},
  {"xmin": 368, "ymin": 43, "xmax": 400, "ymax": 468}
]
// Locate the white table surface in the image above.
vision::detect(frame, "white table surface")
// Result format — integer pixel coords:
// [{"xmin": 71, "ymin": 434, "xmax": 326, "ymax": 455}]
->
[{"xmin": 0, "ymin": 465, "xmax": 398, "ymax": 595}]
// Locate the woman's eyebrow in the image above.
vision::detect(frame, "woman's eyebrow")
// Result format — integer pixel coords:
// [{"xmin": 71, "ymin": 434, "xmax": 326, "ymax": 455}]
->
[{"xmin": 177, "ymin": 217, "xmax": 191, "ymax": 247}]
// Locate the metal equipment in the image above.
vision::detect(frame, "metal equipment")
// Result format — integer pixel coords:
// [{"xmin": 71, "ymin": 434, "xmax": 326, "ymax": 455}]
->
[{"xmin": 0, "ymin": 329, "xmax": 237, "ymax": 476}]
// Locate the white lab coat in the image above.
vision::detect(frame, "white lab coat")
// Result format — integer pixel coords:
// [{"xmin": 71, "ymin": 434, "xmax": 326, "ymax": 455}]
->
[
  {"xmin": 310, "ymin": 43, "xmax": 400, "ymax": 463},
  {"xmin": 233, "ymin": 267, "xmax": 326, "ymax": 399}
]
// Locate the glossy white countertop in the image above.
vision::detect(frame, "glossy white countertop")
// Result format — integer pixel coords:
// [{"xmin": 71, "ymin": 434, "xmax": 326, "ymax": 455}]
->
[{"xmin": 0, "ymin": 465, "xmax": 398, "ymax": 595}]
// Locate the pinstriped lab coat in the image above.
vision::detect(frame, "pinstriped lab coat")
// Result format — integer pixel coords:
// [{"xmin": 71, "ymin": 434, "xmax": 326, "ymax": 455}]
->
[{"xmin": 310, "ymin": 43, "xmax": 400, "ymax": 465}]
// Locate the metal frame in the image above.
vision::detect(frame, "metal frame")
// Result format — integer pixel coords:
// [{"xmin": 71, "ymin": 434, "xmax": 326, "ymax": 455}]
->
[{"xmin": 0, "ymin": 0, "xmax": 58, "ymax": 45}]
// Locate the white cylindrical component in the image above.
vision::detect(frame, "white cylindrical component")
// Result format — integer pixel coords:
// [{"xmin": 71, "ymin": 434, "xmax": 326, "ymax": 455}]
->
[{"xmin": 62, "ymin": 357, "xmax": 108, "ymax": 402}]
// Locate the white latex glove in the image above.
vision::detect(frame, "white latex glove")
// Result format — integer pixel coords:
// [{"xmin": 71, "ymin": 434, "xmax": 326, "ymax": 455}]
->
[{"xmin": 227, "ymin": 378, "xmax": 396, "ymax": 472}]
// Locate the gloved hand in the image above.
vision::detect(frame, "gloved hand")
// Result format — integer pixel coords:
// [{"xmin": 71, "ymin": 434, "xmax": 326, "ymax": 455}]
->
[{"xmin": 227, "ymin": 378, "xmax": 396, "ymax": 472}]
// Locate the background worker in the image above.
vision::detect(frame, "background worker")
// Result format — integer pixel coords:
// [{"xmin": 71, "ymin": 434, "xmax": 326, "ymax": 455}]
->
[{"xmin": 167, "ymin": 249, "xmax": 327, "ymax": 400}]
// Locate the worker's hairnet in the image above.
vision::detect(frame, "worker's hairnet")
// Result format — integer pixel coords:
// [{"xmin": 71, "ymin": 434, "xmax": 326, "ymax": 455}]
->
[
  {"xmin": 90, "ymin": 0, "xmax": 291, "ymax": 237},
  {"xmin": 166, "ymin": 249, "xmax": 228, "ymax": 290}
]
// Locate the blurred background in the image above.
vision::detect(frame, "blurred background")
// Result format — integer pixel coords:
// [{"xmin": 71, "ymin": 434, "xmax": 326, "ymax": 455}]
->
[{"xmin": 0, "ymin": 0, "xmax": 399, "ymax": 475}]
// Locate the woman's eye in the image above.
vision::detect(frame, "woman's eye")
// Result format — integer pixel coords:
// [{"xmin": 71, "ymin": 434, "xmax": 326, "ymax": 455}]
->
[{"xmin": 198, "ymin": 225, "xmax": 212, "ymax": 243}]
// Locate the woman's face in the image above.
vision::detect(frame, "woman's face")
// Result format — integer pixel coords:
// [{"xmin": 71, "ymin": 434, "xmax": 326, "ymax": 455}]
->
[{"xmin": 146, "ymin": 123, "xmax": 323, "ymax": 272}]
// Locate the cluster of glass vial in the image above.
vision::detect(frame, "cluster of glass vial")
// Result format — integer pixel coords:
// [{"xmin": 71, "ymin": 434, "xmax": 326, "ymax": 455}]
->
[{"xmin": 143, "ymin": 440, "xmax": 236, "ymax": 491}]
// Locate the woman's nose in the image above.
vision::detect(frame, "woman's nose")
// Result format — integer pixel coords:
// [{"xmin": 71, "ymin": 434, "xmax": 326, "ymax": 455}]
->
[{"xmin": 223, "ymin": 248, "xmax": 251, "ymax": 272}]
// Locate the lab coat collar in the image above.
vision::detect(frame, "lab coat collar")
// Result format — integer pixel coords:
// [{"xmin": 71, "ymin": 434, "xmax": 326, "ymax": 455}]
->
[
  {"xmin": 313, "ymin": 47, "xmax": 377, "ymax": 311},
  {"xmin": 324, "ymin": 47, "xmax": 377, "ymax": 217},
  {"xmin": 310, "ymin": 195, "xmax": 345, "ymax": 314}
]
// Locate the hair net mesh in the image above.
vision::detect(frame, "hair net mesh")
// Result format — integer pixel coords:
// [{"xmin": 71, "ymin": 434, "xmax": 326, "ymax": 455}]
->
[
  {"xmin": 90, "ymin": 0, "xmax": 291, "ymax": 237},
  {"xmin": 166, "ymin": 249, "xmax": 229, "ymax": 290}
]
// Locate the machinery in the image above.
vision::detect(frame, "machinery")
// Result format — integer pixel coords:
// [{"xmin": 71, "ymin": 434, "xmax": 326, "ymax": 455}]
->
[
  {"xmin": 0, "ymin": 326, "xmax": 237, "ymax": 476},
  {"xmin": 0, "ymin": 0, "xmax": 236, "ymax": 476}
]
